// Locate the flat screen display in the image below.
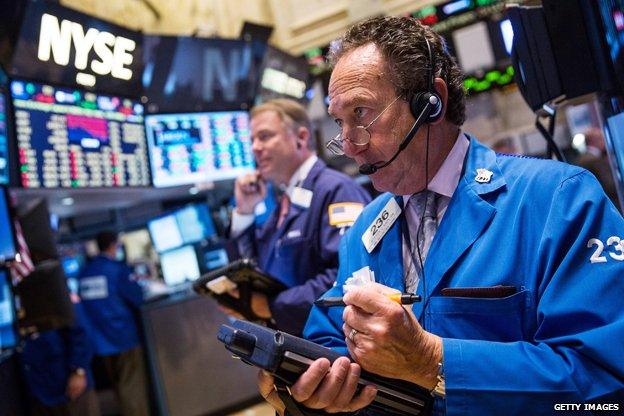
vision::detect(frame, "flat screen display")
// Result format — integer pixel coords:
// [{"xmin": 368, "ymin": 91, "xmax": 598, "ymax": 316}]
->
[
  {"xmin": 175, "ymin": 204, "xmax": 216, "ymax": 244},
  {"xmin": 0, "ymin": 269, "xmax": 17, "ymax": 350},
  {"xmin": 0, "ymin": 92, "xmax": 9, "ymax": 185},
  {"xmin": 142, "ymin": 36, "xmax": 263, "ymax": 113},
  {"xmin": 11, "ymin": 80, "xmax": 150, "ymax": 188},
  {"xmin": 256, "ymin": 46, "xmax": 311, "ymax": 103},
  {"xmin": 0, "ymin": 187, "xmax": 17, "ymax": 264},
  {"xmin": 148, "ymin": 214, "xmax": 183, "ymax": 253},
  {"xmin": 200, "ymin": 247, "xmax": 228, "ymax": 271},
  {"xmin": 159, "ymin": 245, "xmax": 200, "ymax": 286},
  {"xmin": 145, "ymin": 111, "xmax": 254, "ymax": 188}
]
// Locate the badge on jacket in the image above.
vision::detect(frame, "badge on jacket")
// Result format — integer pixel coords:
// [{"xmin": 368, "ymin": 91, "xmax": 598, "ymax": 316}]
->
[
  {"xmin": 291, "ymin": 187, "xmax": 313, "ymax": 208},
  {"xmin": 362, "ymin": 198, "xmax": 401, "ymax": 253},
  {"xmin": 328, "ymin": 202, "xmax": 364, "ymax": 228}
]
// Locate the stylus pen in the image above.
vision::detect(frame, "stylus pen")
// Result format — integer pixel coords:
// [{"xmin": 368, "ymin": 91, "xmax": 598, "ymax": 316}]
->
[{"xmin": 314, "ymin": 293, "xmax": 421, "ymax": 307}]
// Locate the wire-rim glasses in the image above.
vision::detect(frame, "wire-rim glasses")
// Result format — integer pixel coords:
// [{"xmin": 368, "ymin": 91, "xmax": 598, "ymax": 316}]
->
[{"xmin": 325, "ymin": 95, "xmax": 402, "ymax": 156}]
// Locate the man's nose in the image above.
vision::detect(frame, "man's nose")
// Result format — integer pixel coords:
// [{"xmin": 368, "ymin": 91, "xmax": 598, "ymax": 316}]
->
[
  {"xmin": 342, "ymin": 137, "xmax": 368, "ymax": 158},
  {"xmin": 251, "ymin": 139, "xmax": 262, "ymax": 153}
]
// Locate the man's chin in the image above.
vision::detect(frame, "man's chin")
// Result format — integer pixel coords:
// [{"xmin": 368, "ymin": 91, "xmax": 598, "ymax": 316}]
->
[{"xmin": 258, "ymin": 167, "xmax": 274, "ymax": 181}]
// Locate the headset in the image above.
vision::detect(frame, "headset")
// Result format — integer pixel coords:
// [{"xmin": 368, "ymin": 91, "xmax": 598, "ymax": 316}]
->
[
  {"xmin": 410, "ymin": 38, "xmax": 443, "ymax": 124},
  {"xmin": 358, "ymin": 37, "xmax": 443, "ymax": 175}
]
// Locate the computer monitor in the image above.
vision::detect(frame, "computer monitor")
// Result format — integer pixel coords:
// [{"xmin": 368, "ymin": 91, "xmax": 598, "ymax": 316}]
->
[
  {"xmin": 0, "ymin": 268, "xmax": 18, "ymax": 351},
  {"xmin": 0, "ymin": 187, "xmax": 17, "ymax": 264},
  {"xmin": 145, "ymin": 111, "xmax": 255, "ymax": 188},
  {"xmin": 198, "ymin": 245, "xmax": 229, "ymax": 272},
  {"xmin": 10, "ymin": 79, "xmax": 150, "ymax": 188},
  {"xmin": 61, "ymin": 255, "xmax": 84, "ymax": 280},
  {"xmin": 141, "ymin": 36, "xmax": 262, "ymax": 113},
  {"xmin": 175, "ymin": 204, "xmax": 217, "ymax": 244},
  {"xmin": 120, "ymin": 228, "xmax": 152, "ymax": 263},
  {"xmin": 148, "ymin": 214, "xmax": 183, "ymax": 253},
  {"xmin": 159, "ymin": 245, "xmax": 200, "ymax": 286},
  {"xmin": 0, "ymin": 90, "xmax": 9, "ymax": 185}
]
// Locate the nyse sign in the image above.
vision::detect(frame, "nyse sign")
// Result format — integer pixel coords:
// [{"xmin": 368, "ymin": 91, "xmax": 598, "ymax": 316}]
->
[{"xmin": 37, "ymin": 13, "xmax": 136, "ymax": 86}]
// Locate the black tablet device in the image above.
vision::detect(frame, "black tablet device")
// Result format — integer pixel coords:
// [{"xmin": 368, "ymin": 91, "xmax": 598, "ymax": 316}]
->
[
  {"xmin": 192, "ymin": 258, "xmax": 286, "ymax": 323},
  {"xmin": 218, "ymin": 319, "xmax": 433, "ymax": 416}
]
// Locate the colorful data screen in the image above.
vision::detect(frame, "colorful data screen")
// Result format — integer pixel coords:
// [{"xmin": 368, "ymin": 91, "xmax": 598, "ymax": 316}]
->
[
  {"xmin": 145, "ymin": 111, "xmax": 255, "ymax": 187},
  {"xmin": 0, "ymin": 92, "xmax": 9, "ymax": 185},
  {"xmin": 0, "ymin": 269, "xmax": 17, "ymax": 350},
  {"xmin": 11, "ymin": 80, "xmax": 150, "ymax": 188}
]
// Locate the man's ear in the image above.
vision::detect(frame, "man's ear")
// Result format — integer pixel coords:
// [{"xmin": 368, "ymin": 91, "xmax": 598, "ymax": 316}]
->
[{"xmin": 296, "ymin": 126, "xmax": 309, "ymax": 150}]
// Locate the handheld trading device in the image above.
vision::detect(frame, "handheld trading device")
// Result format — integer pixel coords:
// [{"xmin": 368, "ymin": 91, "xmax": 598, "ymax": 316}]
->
[
  {"xmin": 217, "ymin": 319, "xmax": 433, "ymax": 416},
  {"xmin": 193, "ymin": 258, "xmax": 286, "ymax": 323}
]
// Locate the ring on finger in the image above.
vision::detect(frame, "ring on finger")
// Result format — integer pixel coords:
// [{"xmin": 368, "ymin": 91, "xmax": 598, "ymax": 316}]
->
[{"xmin": 348, "ymin": 328, "xmax": 358, "ymax": 342}]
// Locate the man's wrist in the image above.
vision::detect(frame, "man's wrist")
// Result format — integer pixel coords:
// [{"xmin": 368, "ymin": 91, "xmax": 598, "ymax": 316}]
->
[{"xmin": 419, "ymin": 333, "xmax": 444, "ymax": 390}]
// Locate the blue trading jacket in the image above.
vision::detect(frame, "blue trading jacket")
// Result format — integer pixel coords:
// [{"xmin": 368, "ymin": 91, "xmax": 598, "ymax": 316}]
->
[
  {"xmin": 237, "ymin": 159, "xmax": 371, "ymax": 335},
  {"xmin": 19, "ymin": 302, "xmax": 95, "ymax": 406},
  {"xmin": 305, "ymin": 137, "xmax": 624, "ymax": 414},
  {"xmin": 78, "ymin": 255, "xmax": 143, "ymax": 356}
]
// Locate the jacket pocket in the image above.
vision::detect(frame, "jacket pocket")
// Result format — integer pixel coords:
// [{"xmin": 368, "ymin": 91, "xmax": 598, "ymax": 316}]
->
[{"xmin": 425, "ymin": 290, "xmax": 530, "ymax": 341}]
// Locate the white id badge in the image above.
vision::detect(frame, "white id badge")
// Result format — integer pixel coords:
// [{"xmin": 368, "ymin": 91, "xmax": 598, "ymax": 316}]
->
[{"xmin": 361, "ymin": 198, "xmax": 401, "ymax": 253}]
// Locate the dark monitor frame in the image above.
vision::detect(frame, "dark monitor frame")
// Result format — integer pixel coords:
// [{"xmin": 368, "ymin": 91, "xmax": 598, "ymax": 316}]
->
[
  {"xmin": 8, "ymin": 77, "xmax": 152, "ymax": 189},
  {"xmin": 0, "ymin": 186, "xmax": 18, "ymax": 265}
]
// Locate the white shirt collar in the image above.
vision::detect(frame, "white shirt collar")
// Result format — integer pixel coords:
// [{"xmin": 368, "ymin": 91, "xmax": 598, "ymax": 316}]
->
[
  {"xmin": 403, "ymin": 131, "xmax": 469, "ymax": 204},
  {"xmin": 284, "ymin": 155, "xmax": 318, "ymax": 198}
]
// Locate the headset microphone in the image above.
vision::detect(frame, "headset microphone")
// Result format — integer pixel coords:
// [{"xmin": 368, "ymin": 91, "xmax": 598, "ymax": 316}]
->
[{"xmin": 358, "ymin": 93, "xmax": 440, "ymax": 176}]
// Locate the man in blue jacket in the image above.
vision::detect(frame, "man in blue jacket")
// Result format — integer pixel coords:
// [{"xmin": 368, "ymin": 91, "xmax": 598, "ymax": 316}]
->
[
  {"xmin": 78, "ymin": 231, "xmax": 149, "ymax": 415},
  {"xmin": 230, "ymin": 98, "xmax": 371, "ymax": 335},
  {"xmin": 258, "ymin": 16, "xmax": 624, "ymax": 415},
  {"xmin": 19, "ymin": 301, "xmax": 100, "ymax": 416}
]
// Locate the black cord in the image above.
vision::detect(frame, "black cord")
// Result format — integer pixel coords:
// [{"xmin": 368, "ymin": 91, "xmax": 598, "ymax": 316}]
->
[{"xmin": 414, "ymin": 124, "xmax": 431, "ymax": 327}]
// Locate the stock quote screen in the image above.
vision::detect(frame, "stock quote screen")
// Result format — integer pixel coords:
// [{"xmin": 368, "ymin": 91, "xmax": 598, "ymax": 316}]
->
[
  {"xmin": 145, "ymin": 111, "xmax": 255, "ymax": 188},
  {"xmin": 11, "ymin": 80, "xmax": 150, "ymax": 188}
]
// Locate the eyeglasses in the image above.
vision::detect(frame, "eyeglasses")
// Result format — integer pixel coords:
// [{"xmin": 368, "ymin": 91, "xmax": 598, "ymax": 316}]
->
[{"xmin": 325, "ymin": 95, "xmax": 402, "ymax": 156}]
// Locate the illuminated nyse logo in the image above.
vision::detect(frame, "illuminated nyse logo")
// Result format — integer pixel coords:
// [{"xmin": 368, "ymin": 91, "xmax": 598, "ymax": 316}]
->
[
  {"xmin": 37, "ymin": 14, "xmax": 136, "ymax": 87},
  {"xmin": 261, "ymin": 68, "xmax": 306, "ymax": 99}
]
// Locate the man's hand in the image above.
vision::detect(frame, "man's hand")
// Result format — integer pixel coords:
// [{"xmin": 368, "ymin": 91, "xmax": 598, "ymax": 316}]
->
[
  {"xmin": 66, "ymin": 371, "xmax": 87, "ymax": 400},
  {"xmin": 235, "ymin": 172, "xmax": 266, "ymax": 215},
  {"xmin": 341, "ymin": 283, "xmax": 443, "ymax": 389},
  {"xmin": 257, "ymin": 358, "xmax": 377, "ymax": 415}
]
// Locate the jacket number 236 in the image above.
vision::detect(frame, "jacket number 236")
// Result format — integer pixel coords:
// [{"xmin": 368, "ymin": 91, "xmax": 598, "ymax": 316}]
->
[{"xmin": 587, "ymin": 236, "xmax": 624, "ymax": 263}]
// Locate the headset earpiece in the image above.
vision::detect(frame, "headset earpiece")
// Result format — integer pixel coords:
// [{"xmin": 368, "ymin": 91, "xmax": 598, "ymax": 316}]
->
[
  {"xmin": 409, "ymin": 91, "xmax": 442, "ymax": 123},
  {"xmin": 408, "ymin": 37, "xmax": 443, "ymax": 124}
]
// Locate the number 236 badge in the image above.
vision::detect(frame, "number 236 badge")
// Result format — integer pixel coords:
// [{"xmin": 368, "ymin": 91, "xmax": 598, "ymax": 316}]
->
[{"xmin": 362, "ymin": 198, "xmax": 401, "ymax": 253}]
